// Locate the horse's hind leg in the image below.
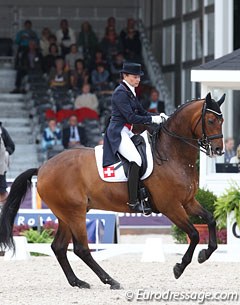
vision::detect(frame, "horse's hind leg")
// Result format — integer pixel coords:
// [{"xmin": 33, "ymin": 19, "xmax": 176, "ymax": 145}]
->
[
  {"xmin": 71, "ymin": 220, "xmax": 121, "ymax": 290},
  {"xmin": 166, "ymin": 205, "xmax": 200, "ymax": 279},
  {"xmin": 51, "ymin": 220, "xmax": 90, "ymax": 289},
  {"xmin": 186, "ymin": 200, "xmax": 217, "ymax": 264}
]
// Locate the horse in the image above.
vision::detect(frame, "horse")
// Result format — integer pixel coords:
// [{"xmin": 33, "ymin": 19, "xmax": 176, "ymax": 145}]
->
[{"xmin": 0, "ymin": 92, "xmax": 225, "ymax": 289}]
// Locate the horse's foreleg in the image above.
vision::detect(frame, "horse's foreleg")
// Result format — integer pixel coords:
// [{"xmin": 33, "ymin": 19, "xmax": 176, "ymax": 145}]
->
[
  {"xmin": 196, "ymin": 207, "xmax": 217, "ymax": 264},
  {"xmin": 51, "ymin": 220, "xmax": 90, "ymax": 289},
  {"xmin": 167, "ymin": 206, "xmax": 199, "ymax": 279},
  {"xmin": 185, "ymin": 200, "xmax": 218, "ymax": 264},
  {"xmin": 71, "ymin": 223, "xmax": 121, "ymax": 290}
]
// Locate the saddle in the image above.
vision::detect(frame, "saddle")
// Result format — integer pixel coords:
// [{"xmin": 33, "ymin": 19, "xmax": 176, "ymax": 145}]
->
[
  {"xmin": 95, "ymin": 130, "xmax": 153, "ymax": 182},
  {"xmin": 95, "ymin": 131, "xmax": 156, "ymax": 214}
]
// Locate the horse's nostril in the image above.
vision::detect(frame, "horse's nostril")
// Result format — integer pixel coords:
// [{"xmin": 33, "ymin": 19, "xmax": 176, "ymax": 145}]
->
[{"xmin": 215, "ymin": 147, "xmax": 223, "ymax": 155}]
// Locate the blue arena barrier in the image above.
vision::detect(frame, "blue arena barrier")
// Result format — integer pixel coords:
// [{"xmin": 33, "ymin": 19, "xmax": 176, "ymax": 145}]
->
[{"xmin": 15, "ymin": 209, "xmax": 118, "ymax": 243}]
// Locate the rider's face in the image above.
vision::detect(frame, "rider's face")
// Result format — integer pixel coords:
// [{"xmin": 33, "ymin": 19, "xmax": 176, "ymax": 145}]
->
[{"xmin": 124, "ymin": 74, "xmax": 141, "ymax": 88}]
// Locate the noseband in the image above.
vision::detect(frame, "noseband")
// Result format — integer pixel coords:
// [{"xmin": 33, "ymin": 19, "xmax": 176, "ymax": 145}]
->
[{"xmin": 160, "ymin": 101, "xmax": 223, "ymax": 156}]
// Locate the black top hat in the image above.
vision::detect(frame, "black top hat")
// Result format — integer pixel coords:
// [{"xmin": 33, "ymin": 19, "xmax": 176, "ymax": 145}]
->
[{"xmin": 120, "ymin": 62, "xmax": 144, "ymax": 76}]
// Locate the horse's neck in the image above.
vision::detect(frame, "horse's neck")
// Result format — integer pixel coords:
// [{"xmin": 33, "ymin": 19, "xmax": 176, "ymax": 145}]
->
[
  {"xmin": 168, "ymin": 102, "xmax": 202, "ymax": 138},
  {"xmin": 158, "ymin": 102, "xmax": 202, "ymax": 165}
]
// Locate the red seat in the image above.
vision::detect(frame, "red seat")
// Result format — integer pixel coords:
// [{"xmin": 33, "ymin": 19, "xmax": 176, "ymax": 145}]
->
[
  {"xmin": 75, "ymin": 107, "xmax": 99, "ymax": 122},
  {"xmin": 56, "ymin": 109, "xmax": 75, "ymax": 123},
  {"xmin": 45, "ymin": 109, "xmax": 56, "ymax": 120},
  {"xmin": 45, "ymin": 108, "xmax": 99, "ymax": 124}
]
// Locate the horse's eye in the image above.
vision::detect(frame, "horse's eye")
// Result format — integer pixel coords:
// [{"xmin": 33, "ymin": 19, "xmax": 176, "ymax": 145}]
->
[{"xmin": 208, "ymin": 119, "xmax": 214, "ymax": 125}]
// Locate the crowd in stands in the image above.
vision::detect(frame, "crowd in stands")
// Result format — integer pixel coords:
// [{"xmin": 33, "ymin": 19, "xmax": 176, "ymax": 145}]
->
[
  {"xmin": 218, "ymin": 137, "xmax": 240, "ymax": 170},
  {"xmin": 224, "ymin": 138, "xmax": 235, "ymax": 163},
  {"xmin": 8, "ymin": 17, "xmax": 165, "ymax": 161}
]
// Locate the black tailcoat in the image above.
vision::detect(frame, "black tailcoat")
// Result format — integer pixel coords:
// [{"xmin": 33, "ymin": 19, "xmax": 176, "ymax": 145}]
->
[{"xmin": 102, "ymin": 82, "xmax": 152, "ymax": 167}]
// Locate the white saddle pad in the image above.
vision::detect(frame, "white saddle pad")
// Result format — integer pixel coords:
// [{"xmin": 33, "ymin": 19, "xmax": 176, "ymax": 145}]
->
[{"xmin": 95, "ymin": 131, "xmax": 153, "ymax": 182}]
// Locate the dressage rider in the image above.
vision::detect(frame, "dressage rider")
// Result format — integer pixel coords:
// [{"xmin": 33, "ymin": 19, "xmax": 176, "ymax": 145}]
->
[{"xmin": 102, "ymin": 62, "xmax": 168, "ymax": 213}]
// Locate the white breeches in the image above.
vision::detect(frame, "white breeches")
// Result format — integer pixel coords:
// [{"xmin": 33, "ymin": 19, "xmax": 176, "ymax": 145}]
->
[{"xmin": 118, "ymin": 126, "xmax": 142, "ymax": 167}]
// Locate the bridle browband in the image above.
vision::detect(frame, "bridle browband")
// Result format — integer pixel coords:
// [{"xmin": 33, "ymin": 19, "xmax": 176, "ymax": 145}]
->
[{"xmin": 158, "ymin": 100, "xmax": 223, "ymax": 156}]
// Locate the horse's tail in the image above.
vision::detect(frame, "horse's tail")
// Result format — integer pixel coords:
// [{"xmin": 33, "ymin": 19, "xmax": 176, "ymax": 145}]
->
[{"xmin": 0, "ymin": 168, "xmax": 38, "ymax": 251}]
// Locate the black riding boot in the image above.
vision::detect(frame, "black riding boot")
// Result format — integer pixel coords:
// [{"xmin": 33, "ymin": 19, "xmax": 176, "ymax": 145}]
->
[{"xmin": 127, "ymin": 162, "xmax": 152, "ymax": 214}]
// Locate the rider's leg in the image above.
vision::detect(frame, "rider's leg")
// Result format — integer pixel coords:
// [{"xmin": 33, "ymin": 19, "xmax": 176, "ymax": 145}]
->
[
  {"xmin": 118, "ymin": 127, "xmax": 151, "ymax": 213},
  {"xmin": 127, "ymin": 161, "xmax": 141, "ymax": 205},
  {"xmin": 118, "ymin": 127, "xmax": 142, "ymax": 166}
]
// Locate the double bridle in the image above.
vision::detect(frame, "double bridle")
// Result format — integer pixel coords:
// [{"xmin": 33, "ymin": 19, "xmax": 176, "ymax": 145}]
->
[{"xmin": 160, "ymin": 101, "xmax": 223, "ymax": 156}]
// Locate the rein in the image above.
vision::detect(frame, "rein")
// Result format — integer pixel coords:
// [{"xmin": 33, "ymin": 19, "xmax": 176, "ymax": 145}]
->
[
  {"xmin": 152, "ymin": 100, "xmax": 223, "ymax": 162},
  {"xmin": 161, "ymin": 123, "xmax": 206, "ymax": 153}
]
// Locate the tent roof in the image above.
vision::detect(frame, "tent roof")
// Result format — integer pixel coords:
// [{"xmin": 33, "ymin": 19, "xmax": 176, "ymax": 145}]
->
[
  {"xmin": 196, "ymin": 48, "xmax": 240, "ymax": 70},
  {"xmin": 191, "ymin": 49, "xmax": 240, "ymax": 88}
]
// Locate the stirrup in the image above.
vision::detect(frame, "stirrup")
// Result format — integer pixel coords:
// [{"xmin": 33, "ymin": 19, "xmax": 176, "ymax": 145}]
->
[{"xmin": 128, "ymin": 200, "xmax": 152, "ymax": 214}]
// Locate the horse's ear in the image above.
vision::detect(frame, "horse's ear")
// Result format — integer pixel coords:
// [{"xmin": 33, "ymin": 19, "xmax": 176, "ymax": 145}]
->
[
  {"xmin": 205, "ymin": 92, "xmax": 212, "ymax": 106},
  {"xmin": 217, "ymin": 93, "xmax": 226, "ymax": 107}
]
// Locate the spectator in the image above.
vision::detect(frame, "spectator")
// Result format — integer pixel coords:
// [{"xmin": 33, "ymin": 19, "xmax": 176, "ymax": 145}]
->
[
  {"xmin": 14, "ymin": 20, "xmax": 39, "ymax": 72},
  {"xmin": 11, "ymin": 39, "xmax": 43, "ymax": 93},
  {"xmin": 88, "ymin": 49, "xmax": 107, "ymax": 72},
  {"xmin": 105, "ymin": 17, "xmax": 117, "ymax": 34},
  {"xmin": 48, "ymin": 34, "xmax": 58, "ymax": 45},
  {"xmin": 110, "ymin": 52, "xmax": 125, "ymax": 85},
  {"xmin": 70, "ymin": 59, "xmax": 89, "ymax": 90},
  {"xmin": 39, "ymin": 27, "xmax": 52, "ymax": 56},
  {"xmin": 122, "ymin": 27, "xmax": 142, "ymax": 62},
  {"xmin": 43, "ymin": 43, "xmax": 59, "ymax": 75},
  {"xmin": 74, "ymin": 83, "xmax": 99, "ymax": 113},
  {"xmin": 142, "ymin": 88, "xmax": 165, "ymax": 113},
  {"xmin": 0, "ymin": 122, "xmax": 15, "ymax": 204},
  {"xmin": 78, "ymin": 21, "xmax": 98, "ymax": 64},
  {"xmin": 15, "ymin": 20, "xmax": 39, "ymax": 52},
  {"xmin": 120, "ymin": 18, "xmax": 140, "ymax": 44},
  {"xmin": 230, "ymin": 145, "xmax": 240, "ymax": 164},
  {"xmin": 65, "ymin": 43, "xmax": 83, "ymax": 72},
  {"xmin": 56, "ymin": 19, "xmax": 76, "ymax": 57},
  {"xmin": 41, "ymin": 118, "xmax": 62, "ymax": 154},
  {"xmin": 224, "ymin": 137, "xmax": 235, "ymax": 163},
  {"xmin": 62, "ymin": 115, "xmax": 87, "ymax": 149},
  {"xmin": 100, "ymin": 27, "xmax": 122, "ymax": 64},
  {"xmin": 49, "ymin": 56, "xmax": 69, "ymax": 88},
  {"xmin": 91, "ymin": 63, "xmax": 110, "ymax": 91}
]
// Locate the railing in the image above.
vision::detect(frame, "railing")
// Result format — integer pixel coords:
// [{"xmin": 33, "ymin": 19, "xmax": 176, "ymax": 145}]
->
[{"xmin": 138, "ymin": 20, "xmax": 174, "ymax": 114}]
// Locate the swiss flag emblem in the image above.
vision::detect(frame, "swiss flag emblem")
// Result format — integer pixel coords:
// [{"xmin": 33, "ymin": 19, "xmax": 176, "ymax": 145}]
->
[{"xmin": 103, "ymin": 166, "xmax": 115, "ymax": 178}]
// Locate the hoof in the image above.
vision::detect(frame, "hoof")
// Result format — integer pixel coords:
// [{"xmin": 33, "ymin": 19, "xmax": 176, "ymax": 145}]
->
[
  {"xmin": 198, "ymin": 249, "xmax": 207, "ymax": 264},
  {"xmin": 173, "ymin": 263, "xmax": 183, "ymax": 279},
  {"xmin": 71, "ymin": 279, "xmax": 91, "ymax": 289},
  {"xmin": 110, "ymin": 281, "xmax": 122, "ymax": 290}
]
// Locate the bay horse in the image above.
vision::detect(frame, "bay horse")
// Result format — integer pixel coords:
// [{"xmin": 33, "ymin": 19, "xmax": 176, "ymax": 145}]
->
[{"xmin": 0, "ymin": 92, "xmax": 225, "ymax": 289}]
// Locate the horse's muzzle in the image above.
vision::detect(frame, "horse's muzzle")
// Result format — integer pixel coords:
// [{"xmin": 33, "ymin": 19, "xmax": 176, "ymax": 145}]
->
[
  {"xmin": 206, "ymin": 144, "xmax": 223, "ymax": 157},
  {"xmin": 215, "ymin": 147, "xmax": 224, "ymax": 156},
  {"xmin": 213, "ymin": 146, "xmax": 224, "ymax": 156}
]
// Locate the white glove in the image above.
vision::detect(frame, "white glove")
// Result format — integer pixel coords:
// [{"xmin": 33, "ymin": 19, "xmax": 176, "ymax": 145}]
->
[
  {"xmin": 160, "ymin": 113, "xmax": 169, "ymax": 121},
  {"xmin": 151, "ymin": 115, "xmax": 163, "ymax": 124}
]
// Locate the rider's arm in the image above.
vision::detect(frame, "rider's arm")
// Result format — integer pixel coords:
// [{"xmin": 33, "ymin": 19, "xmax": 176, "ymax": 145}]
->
[{"xmin": 113, "ymin": 91, "xmax": 152, "ymax": 125}]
